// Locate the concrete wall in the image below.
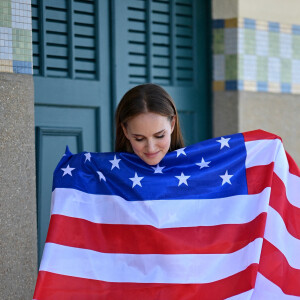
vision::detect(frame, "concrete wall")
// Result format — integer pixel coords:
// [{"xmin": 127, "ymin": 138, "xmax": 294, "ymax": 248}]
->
[
  {"xmin": 0, "ymin": 73, "xmax": 37, "ymax": 299},
  {"xmin": 213, "ymin": 0, "xmax": 300, "ymax": 23},
  {"xmin": 214, "ymin": 91, "xmax": 300, "ymax": 165},
  {"xmin": 212, "ymin": 0, "xmax": 300, "ymax": 165}
]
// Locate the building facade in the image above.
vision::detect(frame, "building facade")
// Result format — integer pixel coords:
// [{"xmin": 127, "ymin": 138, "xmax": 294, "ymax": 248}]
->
[{"xmin": 0, "ymin": 0, "xmax": 299, "ymax": 298}]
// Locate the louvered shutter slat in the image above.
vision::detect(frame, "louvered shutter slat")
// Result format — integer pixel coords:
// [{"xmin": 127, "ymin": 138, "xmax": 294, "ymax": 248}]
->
[
  {"xmin": 128, "ymin": 0, "xmax": 146, "ymax": 9},
  {"xmin": 129, "ymin": 32, "xmax": 146, "ymax": 43},
  {"xmin": 74, "ymin": 25, "xmax": 95, "ymax": 37},
  {"xmin": 152, "ymin": 13, "xmax": 169, "ymax": 24},
  {"xmin": 45, "ymin": 9, "xmax": 67, "ymax": 21},
  {"xmin": 46, "ymin": 0, "xmax": 67, "ymax": 10},
  {"xmin": 73, "ymin": 2, "xmax": 94, "ymax": 13},
  {"xmin": 74, "ymin": 36, "xmax": 95, "ymax": 48},
  {"xmin": 47, "ymin": 45, "xmax": 68, "ymax": 57},
  {"xmin": 47, "ymin": 33, "xmax": 67, "ymax": 45},
  {"xmin": 153, "ymin": 56, "xmax": 169, "ymax": 67},
  {"xmin": 73, "ymin": 13, "xmax": 94, "ymax": 25},
  {"xmin": 74, "ymin": 48, "xmax": 95, "ymax": 60}
]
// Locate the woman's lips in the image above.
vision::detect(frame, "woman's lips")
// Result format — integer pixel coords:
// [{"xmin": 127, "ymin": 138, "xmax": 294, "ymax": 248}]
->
[{"xmin": 145, "ymin": 151, "xmax": 160, "ymax": 158}]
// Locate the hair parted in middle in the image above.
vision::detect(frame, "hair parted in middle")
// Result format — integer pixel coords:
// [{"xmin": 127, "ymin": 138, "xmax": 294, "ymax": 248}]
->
[{"xmin": 115, "ymin": 83, "xmax": 184, "ymax": 153}]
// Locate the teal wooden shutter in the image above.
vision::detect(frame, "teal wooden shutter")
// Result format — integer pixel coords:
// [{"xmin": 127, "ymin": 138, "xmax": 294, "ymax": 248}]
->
[
  {"xmin": 32, "ymin": 0, "xmax": 98, "ymax": 79},
  {"xmin": 112, "ymin": 0, "xmax": 211, "ymax": 144},
  {"xmin": 32, "ymin": 0, "xmax": 112, "ymax": 264}
]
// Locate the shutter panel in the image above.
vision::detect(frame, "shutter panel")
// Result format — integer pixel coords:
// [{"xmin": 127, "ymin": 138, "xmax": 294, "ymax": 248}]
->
[
  {"xmin": 175, "ymin": 0, "xmax": 194, "ymax": 84},
  {"xmin": 31, "ymin": 0, "xmax": 97, "ymax": 79},
  {"xmin": 124, "ymin": 0, "xmax": 195, "ymax": 86}
]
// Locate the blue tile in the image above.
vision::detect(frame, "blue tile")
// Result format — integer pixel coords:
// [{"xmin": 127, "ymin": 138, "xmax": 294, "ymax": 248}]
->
[
  {"xmin": 24, "ymin": 61, "xmax": 32, "ymax": 68},
  {"xmin": 213, "ymin": 19, "xmax": 225, "ymax": 29},
  {"xmin": 225, "ymin": 80, "xmax": 238, "ymax": 90},
  {"xmin": 244, "ymin": 18, "xmax": 256, "ymax": 29},
  {"xmin": 281, "ymin": 83, "xmax": 291, "ymax": 93},
  {"xmin": 257, "ymin": 81, "xmax": 268, "ymax": 92},
  {"xmin": 238, "ymin": 80, "xmax": 244, "ymax": 90},
  {"xmin": 268, "ymin": 22, "xmax": 280, "ymax": 32},
  {"xmin": 292, "ymin": 25, "xmax": 300, "ymax": 35}
]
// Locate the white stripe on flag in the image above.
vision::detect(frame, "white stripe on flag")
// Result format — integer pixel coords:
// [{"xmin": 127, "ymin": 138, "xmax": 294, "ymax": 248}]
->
[
  {"xmin": 246, "ymin": 140, "xmax": 300, "ymax": 208},
  {"xmin": 285, "ymin": 173, "xmax": 300, "ymax": 208},
  {"xmin": 264, "ymin": 207, "xmax": 300, "ymax": 269},
  {"xmin": 225, "ymin": 289, "xmax": 254, "ymax": 300},
  {"xmin": 251, "ymin": 273, "xmax": 300, "ymax": 299},
  {"xmin": 245, "ymin": 139, "xmax": 280, "ymax": 168},
  {"xmin": 272, "ymin": 144, "xmax": 300, "ymax": 208},
  {"xmin": 51, "ymin": 188, "xmax": 270, "ymax": 228},
  {"xmin": 40, "ymin": 239, "xmax": 263, "ymax": 284}
]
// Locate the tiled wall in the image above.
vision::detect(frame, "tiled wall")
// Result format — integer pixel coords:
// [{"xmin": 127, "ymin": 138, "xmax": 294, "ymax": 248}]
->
[
  {"xmin": 0, "ymin": 0, "xmax": 32, "ymax": 74},
  {"xmin": 213, "ymin": 18, "xmax": 300, "ymax": 94}
]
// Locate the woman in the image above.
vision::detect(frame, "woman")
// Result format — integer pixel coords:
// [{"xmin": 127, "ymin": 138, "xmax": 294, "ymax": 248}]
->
[{"xmin": 115, "ymin": 83, "xmax": 184, "ymax": 166}]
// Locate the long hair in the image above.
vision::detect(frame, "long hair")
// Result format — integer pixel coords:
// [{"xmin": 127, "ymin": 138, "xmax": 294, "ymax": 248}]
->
[{"xmin": 115, "ymin": 83, "xmax": 184, "ymax": 152}]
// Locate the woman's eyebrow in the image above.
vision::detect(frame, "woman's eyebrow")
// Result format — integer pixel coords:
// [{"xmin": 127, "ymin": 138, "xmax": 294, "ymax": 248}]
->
[{"xmin": 132, "ymin": 129, "xmax": 165, "ymax": 136}]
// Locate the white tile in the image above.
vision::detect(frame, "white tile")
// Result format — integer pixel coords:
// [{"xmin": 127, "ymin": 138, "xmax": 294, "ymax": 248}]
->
[
  {"xmin": 268, "ymin": 57, "xmax": 280, "ymax": 83},
  {"xmin": 280, "ymin": 33, "xmax": 292, "ymax": 58},
  {"xmin": 292, "ymin": 59, "xmax": 300, "ymax": 83},
  {"xmin": 256, "ymin": 30, "xmax": 268, "ymax": 56},
  {"xmin": 243, "ymin": 55, "xmax": 257, "ymax": 81}
]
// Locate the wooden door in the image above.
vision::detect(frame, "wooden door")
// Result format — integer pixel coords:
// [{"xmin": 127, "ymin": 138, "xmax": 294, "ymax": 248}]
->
[{"xmin": 32, "ymin": 0, "xmax": 112, "ymax": 264}]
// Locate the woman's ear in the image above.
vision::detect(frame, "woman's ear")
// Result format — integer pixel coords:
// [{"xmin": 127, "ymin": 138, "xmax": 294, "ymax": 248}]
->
[
  {"xmin": 121, "ymin": 123, "xmax": 129, "ymax": 139},
  {"xmin": 170, "ymin": 116, "xmax": 176, "ymax": 133}
]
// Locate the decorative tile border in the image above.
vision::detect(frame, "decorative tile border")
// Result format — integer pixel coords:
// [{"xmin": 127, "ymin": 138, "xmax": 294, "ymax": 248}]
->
[
  {"xmin": 0, "ymin": 0, "xmax": 32, "ymax": 74},
  {"xmin": 213, "ymin": 17, "xmax": 300, "ymax": 94}
]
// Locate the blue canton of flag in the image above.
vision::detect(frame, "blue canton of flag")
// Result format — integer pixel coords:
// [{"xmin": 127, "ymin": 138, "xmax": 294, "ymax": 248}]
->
[{"xmin": 54, "ymin": 133, "xmax": 247, "ymax": 200}]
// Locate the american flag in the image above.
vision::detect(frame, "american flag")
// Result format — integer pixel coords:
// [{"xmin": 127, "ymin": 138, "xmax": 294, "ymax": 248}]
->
[{"xmin": 33, "ymin": 129, "xmax": 300, "ymax": 299}]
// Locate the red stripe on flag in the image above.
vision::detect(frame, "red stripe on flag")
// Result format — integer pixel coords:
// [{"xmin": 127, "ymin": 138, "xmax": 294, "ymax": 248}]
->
[
  {"xmin": 285, "ymin": 151, "xmax": 300, "ymax": 177},
  {"xmin": 246, "ymin": 163, "xmax": 273, "ymax": 195},
  {"xmin": 259, "ymin": 239, "xmax": 300, "ymax": 296},
  {"xmin": 46, "ymin": 213, "xmax": 267, "ymax": 255},
  {"xmin": 270, "ymin": 173, "xmax": 300, "ymax": 239},
  {"xmin": 34, "ymin": 264, "xmax": 258, "ymax": 300},
  {"xmin": 243, "ymin": 130, "xmax": 281, "ymax": 142}
]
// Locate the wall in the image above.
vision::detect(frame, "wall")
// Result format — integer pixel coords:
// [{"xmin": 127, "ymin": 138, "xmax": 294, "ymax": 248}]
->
[
  {"xmin": 0, "ymin": 0, "xmax": 37, "ymax": 298},
  {"xmin": 213, "ymin": 0, "xmax": 300, "ymax": 165}
]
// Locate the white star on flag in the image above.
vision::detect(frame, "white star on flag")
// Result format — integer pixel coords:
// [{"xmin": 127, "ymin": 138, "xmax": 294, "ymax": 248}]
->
[
  {"xmin": 176, "ymin": 147, "xmax": 186, "ymax": 157},
  {"xmin": 129, "ymin": 172, "xmax": 144, "ymax": 188},
  {"xmin": 61, "ymin": 165, "xmax": 75, "ymax": 176},
  {"xmin": 196, "ymin": 157, "xmax": 211, "ymax": 169},
  {"xmin": 152, "ymin": 163, "xmax": 165, "ymax": 174},
  {"xmin": 84, "ymin": 153, "xmax": 91, "ymax": 162},
  {"xmin": 220, "ymin": 170, "xmax": 233, "ymax": 185},
  {"xmin": 109, "ymin": 155, "xmax": 121, "ymax": 170},
  {"xmin": 216, "ymin": 137, "xmax": 231, "ymax": 149},
  {"xmin": 97, "ymin": 171, "xmax": 106, "ymax": 182},
  {"xmin": 175, "ymin": 172, "xmax": 190, "ymax": 186}
]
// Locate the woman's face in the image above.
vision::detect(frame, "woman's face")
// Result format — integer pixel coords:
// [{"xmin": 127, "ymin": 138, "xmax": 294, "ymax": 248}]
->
[{"xmin": 122, "ymin": 112, "xmax": 175, "ymax": 165}]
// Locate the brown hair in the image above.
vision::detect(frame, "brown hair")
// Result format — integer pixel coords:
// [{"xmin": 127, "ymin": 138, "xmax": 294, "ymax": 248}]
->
[{"xmin": 115, "ymin": 83, "xmax": 184, "ymax": 152}]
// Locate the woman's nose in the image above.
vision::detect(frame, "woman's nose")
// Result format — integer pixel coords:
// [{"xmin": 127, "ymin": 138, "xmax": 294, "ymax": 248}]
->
[{"xmin": 147, "ymin": 140, "xmax": 155, "ymax": 152}]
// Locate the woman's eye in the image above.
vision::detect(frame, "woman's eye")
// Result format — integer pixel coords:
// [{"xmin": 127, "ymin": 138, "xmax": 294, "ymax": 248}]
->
[
  {"xmin": 135, "ymin": 138, "xmax": 144, "ymax": 142},
  {"xmin": 156, "ymin": 135, "xmax": 165, "ymax": 139}
]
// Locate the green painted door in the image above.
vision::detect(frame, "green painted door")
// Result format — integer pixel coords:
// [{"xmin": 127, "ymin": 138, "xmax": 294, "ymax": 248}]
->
[
  {"xmin": 33, "ymin": 0, "xmax": 211, "ymax": 265},
  {"xmin": 112, "ymin": 0, "xmax": 211, "ymax": 145},
  {"xmin": 32, "ymin": 0, "xmax": 112, "ymax": 264}
]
